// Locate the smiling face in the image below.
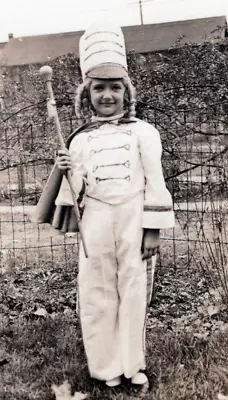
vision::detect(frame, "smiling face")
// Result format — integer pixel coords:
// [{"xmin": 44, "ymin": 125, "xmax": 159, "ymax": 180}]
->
[{"xmin": 89, "ymin": 78, "xmax": 126, "ymax": 117}]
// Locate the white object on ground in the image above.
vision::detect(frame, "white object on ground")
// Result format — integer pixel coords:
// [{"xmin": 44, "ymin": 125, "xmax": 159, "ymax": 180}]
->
[
  {"xmin": 105, "ymin": 376, "xmax": 121, "ymax": 387},
  {"xmin": 131, "ymin": 372, "xmax": 148, "ymax": 385}
]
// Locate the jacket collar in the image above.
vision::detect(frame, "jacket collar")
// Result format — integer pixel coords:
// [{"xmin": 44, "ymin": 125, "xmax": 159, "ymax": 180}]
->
[{"xmin": 66, "ymin": 117, "xmax": 137, "ymax": 147}]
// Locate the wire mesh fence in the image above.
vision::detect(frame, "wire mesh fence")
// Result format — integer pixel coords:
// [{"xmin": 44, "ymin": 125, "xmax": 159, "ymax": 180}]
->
[
  {"xmin": 0, "ymin": 50, "xmax": 227, "ymax": 304},
  {"xmin": 0, "ymin": 107, "xmax": 227, "ymax": 277}
]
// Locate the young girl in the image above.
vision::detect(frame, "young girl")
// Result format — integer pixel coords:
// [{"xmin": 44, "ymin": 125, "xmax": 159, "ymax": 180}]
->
[{"xmin": 42, "ymin": 24, "xmax": 174, "ymax": 387}]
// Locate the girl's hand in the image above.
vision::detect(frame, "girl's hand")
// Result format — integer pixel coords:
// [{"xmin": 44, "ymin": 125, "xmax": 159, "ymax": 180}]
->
[
  {"xmin": 141, "ymin": 229, "xmax": 160, "ymax": 260},
  {"xmin": 56, "ymin": 149, "xmax": 72, "ymax": 172}
]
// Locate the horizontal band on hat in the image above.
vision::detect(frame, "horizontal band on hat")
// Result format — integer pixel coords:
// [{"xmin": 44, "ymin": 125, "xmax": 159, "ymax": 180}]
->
[
  {"xmin": 80, "ymin": 24, "xmax": 128, "ymax": 80},
  {"xmin": 86, "ymin": 63, "xmax": 128, "ymax": 79},
  {"xmin": 85, "ymin": 40, "xmax": 123, "ymax": 52},
  {"xmin": 85, "ymin": 49, "xmax": 126, "ymax": 62},
  {"xmin": 85, "ymin": 31, "xmax": 120, "ymax": 40}
]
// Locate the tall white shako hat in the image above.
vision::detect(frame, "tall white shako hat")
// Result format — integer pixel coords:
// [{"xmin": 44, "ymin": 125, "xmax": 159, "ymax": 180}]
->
[{"xmin": 79, "ymin": 23, "xmax": 128, "ymax": 80}]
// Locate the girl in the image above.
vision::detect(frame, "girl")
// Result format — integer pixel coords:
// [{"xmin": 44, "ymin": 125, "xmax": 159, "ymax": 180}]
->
[{"xmin": 47, "ymin": 24, "xmax": 174, "ymax": 387}]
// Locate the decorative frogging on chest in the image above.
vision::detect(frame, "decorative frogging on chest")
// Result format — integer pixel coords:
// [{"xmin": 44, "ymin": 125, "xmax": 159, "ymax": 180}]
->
[{"xmin": 84, "ymin": 128, "xmax": 136, "ymax": 184}]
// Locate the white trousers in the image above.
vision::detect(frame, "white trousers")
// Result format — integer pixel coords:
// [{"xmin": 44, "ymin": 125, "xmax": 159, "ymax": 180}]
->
[{"xmin": 78, "ymin": 192, "xmax": 156, "ymax": 381}]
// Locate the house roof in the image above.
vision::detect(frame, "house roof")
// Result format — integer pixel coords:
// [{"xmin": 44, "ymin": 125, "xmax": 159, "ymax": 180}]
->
[
  {"xmin": 0, "ymin": 15, "xmax": 226, "ymax": 67},
  {"xmin": 0, "ymin": 42, "xmax": 6, "ymax": 59}
]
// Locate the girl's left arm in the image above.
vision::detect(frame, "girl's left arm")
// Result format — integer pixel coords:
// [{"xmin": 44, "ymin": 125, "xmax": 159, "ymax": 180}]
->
[{"xmin": 138, "ymin": 122, "xmax": 175, "ymax": 230}]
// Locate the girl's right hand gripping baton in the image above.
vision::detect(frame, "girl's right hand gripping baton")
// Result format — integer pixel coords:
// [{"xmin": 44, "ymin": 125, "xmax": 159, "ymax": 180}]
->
[{"xmin": 39, "ymin": 66, "xmax": 88, "ymax": 258}]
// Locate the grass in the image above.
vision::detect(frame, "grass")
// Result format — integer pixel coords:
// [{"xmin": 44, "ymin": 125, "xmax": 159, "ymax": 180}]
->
[
  {"xmin": 1, "ymin": 258, "xmax": 228, "ymax": 400},
  {"xmin": 1, "ymin": 312, "xmax": 228, "ymax": 400},
  {"xmin": 0, "ymin": 210, "xmax": 228, "ymax": 399}
]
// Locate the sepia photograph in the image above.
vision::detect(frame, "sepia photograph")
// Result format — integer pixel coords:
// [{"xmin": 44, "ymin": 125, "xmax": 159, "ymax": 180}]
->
[{"xmin": 0, "ymin": 0, "xmax": 228, "ymax": 399}]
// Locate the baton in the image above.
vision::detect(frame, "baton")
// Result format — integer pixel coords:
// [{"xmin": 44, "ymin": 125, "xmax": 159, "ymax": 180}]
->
[{"xmin": 39, "ymin": 65, "xmax": 88, "ymax": 258}]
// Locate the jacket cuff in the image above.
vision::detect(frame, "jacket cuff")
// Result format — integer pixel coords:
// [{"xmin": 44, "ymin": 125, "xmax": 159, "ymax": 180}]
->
[{"xmin": 142, "ymin": 206, "xmax": 175, "ymax": 229}]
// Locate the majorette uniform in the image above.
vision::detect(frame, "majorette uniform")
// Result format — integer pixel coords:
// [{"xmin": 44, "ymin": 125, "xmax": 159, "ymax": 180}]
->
[{"xmin": 36, "ymin": 23, "xmax": 175, "ymax": 381}]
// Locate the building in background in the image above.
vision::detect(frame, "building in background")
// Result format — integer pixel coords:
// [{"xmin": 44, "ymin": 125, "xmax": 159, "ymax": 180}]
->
[{"xmin": 0, "ymin": 15, "xmax": 227, "ymax": 70}]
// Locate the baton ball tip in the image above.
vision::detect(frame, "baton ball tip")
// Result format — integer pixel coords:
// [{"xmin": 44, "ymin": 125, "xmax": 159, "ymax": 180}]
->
[{"xmin": 39, "ymin": 65, "xmax": 53, "ymax": 78}]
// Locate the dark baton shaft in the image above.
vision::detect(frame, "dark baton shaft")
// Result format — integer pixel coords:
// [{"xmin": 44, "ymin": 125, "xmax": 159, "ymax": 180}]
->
[{"xmin": 39, "ymin": 66, "xmax": 88, "ymax": 258}]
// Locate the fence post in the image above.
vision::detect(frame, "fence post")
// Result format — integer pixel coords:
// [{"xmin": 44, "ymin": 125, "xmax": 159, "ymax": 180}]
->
[{"xmin": 17, "ymin": 127, "xmax": 25, "ymax": 200}]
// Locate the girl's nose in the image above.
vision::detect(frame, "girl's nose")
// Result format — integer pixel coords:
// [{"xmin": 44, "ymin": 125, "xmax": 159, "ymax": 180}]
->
[{"xmin": 103, "ymin": 89, "xmax": 112, "ymax": 100}]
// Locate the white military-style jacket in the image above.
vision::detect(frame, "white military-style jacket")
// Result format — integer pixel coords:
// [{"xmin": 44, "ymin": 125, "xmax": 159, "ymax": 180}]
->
[{"xmin": 55, "ymin": 118, "xmax": 174, "ymax": 229}]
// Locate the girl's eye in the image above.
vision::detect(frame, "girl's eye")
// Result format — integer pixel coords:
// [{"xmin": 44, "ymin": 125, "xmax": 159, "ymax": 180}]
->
[
  {"xmin": 93, "ymin": 85, "xmax": 104, "ymax": 92},
  {"xmin": 112, "ymin": 85, "xmax": 122, "ymax": 91}
]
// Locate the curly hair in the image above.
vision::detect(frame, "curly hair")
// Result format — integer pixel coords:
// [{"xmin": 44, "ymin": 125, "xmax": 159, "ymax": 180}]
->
[{"xmin": 75, "ymin": 76, "xmax": 136, "ymax": 125}]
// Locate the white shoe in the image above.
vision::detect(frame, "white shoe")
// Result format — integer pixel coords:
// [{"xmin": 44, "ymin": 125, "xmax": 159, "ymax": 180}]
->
[
  {"xmin": 131, "ymin": 372, "xmax": 148, "ymax": 385},
  {"xmin": 105, "ymin": 376, "xmax": 121, "ymax": 387}
]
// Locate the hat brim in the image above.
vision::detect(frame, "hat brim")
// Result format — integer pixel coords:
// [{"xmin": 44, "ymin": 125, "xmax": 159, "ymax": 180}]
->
[{"xmin": 86, "ymin": 64, "xmax": 128, "ymax": 79}]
